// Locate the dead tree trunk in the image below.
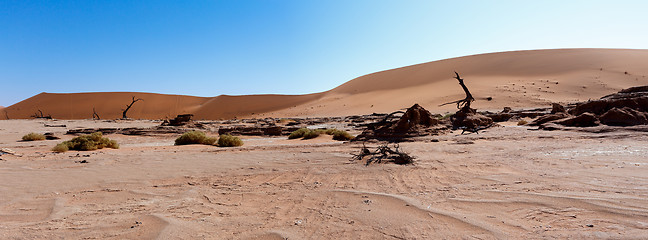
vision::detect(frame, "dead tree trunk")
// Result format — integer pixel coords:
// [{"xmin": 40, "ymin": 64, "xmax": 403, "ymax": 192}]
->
[
  {"xmin": 122, "ymin": 96, "xmax": 143, "ymax": 119},
  {"xmin": 31, "ymin": 109, "xmax": 52, "ymax": 119},
  {"xmin": 440, "ymin": 72, "xmax": 493, "ymax": 132},
  {"xmin": 439, "ymin": 72, "xmax": 475, "ymax": 110},
  {"xmin": 92, "ymin": 107, "xmax": 101, "ymax": 120}
]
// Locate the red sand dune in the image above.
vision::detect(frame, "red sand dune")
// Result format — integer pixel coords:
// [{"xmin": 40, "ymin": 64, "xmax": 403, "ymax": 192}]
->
[{"xmin": 4, "ymin": 48, "xmax": 648, "ymax": 120}]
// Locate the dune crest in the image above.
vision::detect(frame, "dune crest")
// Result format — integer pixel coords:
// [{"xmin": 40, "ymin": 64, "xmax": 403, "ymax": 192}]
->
[{"xmin": 5, "ymin": 49, "xmax": 648, "ymax": 120}]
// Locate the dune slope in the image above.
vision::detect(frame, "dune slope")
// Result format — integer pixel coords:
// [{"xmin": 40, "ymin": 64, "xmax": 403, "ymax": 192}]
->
[{"xmin": 4, "ymin": 49, "xmax": 648, "ymax": 120}]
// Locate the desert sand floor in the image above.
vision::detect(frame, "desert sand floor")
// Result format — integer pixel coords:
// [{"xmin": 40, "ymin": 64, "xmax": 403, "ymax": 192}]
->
[{"xmin": 1, "ymin": 120, "xmax": 648, "ymax": 239}]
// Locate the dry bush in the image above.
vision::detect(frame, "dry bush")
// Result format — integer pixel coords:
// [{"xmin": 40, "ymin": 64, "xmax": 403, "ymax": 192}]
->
[
  {"xmin": 175, "ymin": 131, "xmax": 217, "ymax": 145},
  {"xmin": 52, "ymin": 132, "xmax": 119, "ymax": 152},
  {"xmin": 218, "ymin": 134, "xmax": 243, "ymax": 147},
  {"xmin": 288, "ymin": 128, "xmax": 310, "ymax": 139},
  {"xmin": 22, "ymin": 132, "xmax": 46, "ymax": 141},
  {"xmin": 329, "ymin": 129, "xmax": 354, "ymax": 141},
  {"xmin": 302, "ymin": 129, "xmax": 323, "ymax": 139},
  {"xmin": 51, "ymin": 144, "xmax": 69, "ymax": 153},
  {"xmin": 517, "ymin": 120, "xmax": 528, "ymax": 126},
  {"xmin": 290, "ymin": 128, "xmax": 354, "ymax": 141}
]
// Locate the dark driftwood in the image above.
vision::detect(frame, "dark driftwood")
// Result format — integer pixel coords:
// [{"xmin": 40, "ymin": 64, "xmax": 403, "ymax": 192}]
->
[
  {"xmin": 352, "ymin": 144, "xmax": 414, "ymax": 165},
  {"xmin": 92, "ymin": 107, "xmax": 101, "ymax": 120},
  {"xmin": 31, "ymin": 109, "xmax": 52, "ymax": 119},
  {"xmin": 439, "ymin": 72, "xmax": 475, "ymax": 110},
  {"xmin": 122, "ymin": 96, "xmax": 143, "ymax": 119}
]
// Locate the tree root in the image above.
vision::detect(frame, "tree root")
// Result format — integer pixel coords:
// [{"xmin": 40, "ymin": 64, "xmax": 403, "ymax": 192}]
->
[{"xmin": 352, "ymin": 143, "xmax": 415, "ymax": 165}]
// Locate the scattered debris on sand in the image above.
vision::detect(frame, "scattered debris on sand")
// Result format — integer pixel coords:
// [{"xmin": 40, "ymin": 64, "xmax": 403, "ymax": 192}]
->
[
  {"xmin": 354, "ymin": 104, "xmax": 448, "ymax": 142},
  {"xmin": 44, "ymin": 132, "xmax": 60, "ymax": 140},
  {"xmin": 527, "ymin": 86, "xmax": 648, "ymax": 130},
  {"xmin": 351, "ymin": 144, "xmax": 414, "ymax": 165},
  {"xmin": 162, "ymin": 114, "xmax": 194, "ymax": 126},
  {"xmin": 0, "ymin": 148, "xmax": 17, "ymax": 155}
]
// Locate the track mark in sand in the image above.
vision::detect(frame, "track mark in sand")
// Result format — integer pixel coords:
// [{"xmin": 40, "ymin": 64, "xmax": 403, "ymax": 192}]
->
[
  {"xmin": 484, "ymin": 190, "xmax": 648, "ymax": 217},
  {"xmin": 448, "ymin": 190, "xmax": 648, "ymax": 234},
  {"xmin": 116, "ymin": 214, "xmax": 169, "ymax": 240},
  {"xmin": 332, "ymin": 189, "xmax": 504, "ymax": 239},
  {"xmin": 0, "ymin": 198, "xmax": 56, "ymax": 222}
]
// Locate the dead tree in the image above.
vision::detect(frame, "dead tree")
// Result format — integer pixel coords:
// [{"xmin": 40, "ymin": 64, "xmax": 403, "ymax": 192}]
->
[
  {"xmin": 439, "ymin": 72, "xmax": 494, "ymax": 133},
  {"xmin": 92, "ymin": 107, "xmax": 100, "ymax": 120},
  {"xmin": 439, "ymin": 71, "xmax": 475, "ymax": 110},
  {"xmin": 31, "ymin": 109, "xmax": 52, "ymax": 119},
  {"xmin": 121, "ymin": 96, "xmax": 143, "ymax": 119}
]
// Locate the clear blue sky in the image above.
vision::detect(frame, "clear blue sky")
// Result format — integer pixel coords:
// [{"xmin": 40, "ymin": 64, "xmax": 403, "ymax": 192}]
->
[{"xmin": 2, "ymin": 0, "xmax": 648, "ymax": 106}]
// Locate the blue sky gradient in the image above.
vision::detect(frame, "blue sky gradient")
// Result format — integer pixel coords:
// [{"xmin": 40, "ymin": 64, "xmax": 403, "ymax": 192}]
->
[{"xmin": 2, "ymin": 0, "xmax": 648, "ymax": 106}]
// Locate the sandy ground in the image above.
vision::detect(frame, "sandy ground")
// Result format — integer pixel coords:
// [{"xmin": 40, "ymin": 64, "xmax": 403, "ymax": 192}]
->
[{"xmin": 1, "ymin": 119, "xmax": 647, "ymax": 239}]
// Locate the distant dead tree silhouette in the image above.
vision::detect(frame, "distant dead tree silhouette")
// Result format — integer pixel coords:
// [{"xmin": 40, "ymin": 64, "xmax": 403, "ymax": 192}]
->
[
  {"xmin": 439, "ymin": 71, "xmax": 474, "ymax": 110},
  {"xmin": 31, "ymin": 108, "xmax": 52, "ymax": 119},
  {"xmin": 92, "ymin": 107, "xmax": 100, "ymax": 120},
  {"xmin": 121, "ymin": 96, "xmax": 143, "ymax": 119}
]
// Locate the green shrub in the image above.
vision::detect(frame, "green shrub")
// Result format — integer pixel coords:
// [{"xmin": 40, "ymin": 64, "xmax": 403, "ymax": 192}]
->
[
  {"xmin": 218, "ymin": 134, "xmax": 243, "ymax": 147},
  {"xmin": 175, "ymin": 131, "xmax": 217, "ymax": 145},
  {"xmin": 288, "ymin": 128, "xmax": 310, "ymax": 139},
  {"xmin": 22, "ymin": 132, "xmax": 46, "ymax": 141},
  {"xmin": 324, "ymin": 128, "xmax": 338, "ymax": 135},
  {"xmin": 290, "ymin": 128, "xmax": 354, "ymax": 141},
  {"xmin": 51, "ymin": 132, "xmax": 119, "ymax": 152},
  {"xmin": 330, "ymin": 129, "xmax": 354, "ymax": 141},
  {"xmin": 51, "ymin": 143, "xmax": 69, "ymax": 152},
  {"xmin": 302, "ymin": 129, "xmax": 323, "ymax": 139}
]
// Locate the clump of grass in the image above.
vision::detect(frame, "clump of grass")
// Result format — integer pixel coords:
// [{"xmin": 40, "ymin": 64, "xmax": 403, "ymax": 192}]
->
[
  {"xmin": 330, "ymin": 129, "xmax": 354, "ymax": 141},
  {"xmin": 22, "ymin": 132, "xmax": 46, "ymax": 141},
  {"xmin": 517, "ymin": 120, "xmax": 528, "ymax": 126},
  {"xmin": 218, "ymin": 134, "xmax": 243, "ymax": 147},
  {"xmin": 52, "ymin": 132, "xmax": 119, "ymax": 152},
  {"xmin": 51, "ymin": 144, "xmax": 69, "ymax": 153},
  {"xmin": 288, "ymin": 128, "xmax": 310, "ymax": 139},
  {"xmin": 302, "ymin": 129, "xmax": 323, "ymax": 139},
  {"xmin": 289, "ymin": 128, "xmax": 354, "ymax": 141},
  {"xmin": 175, "ymin": 131, "xmax": 217, "ymax": 145}
]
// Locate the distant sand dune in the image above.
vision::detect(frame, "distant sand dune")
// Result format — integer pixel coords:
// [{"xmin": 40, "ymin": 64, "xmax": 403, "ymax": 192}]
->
[{"xmin": 4, "ymin": 49, "xmax": 648, "ymax": 120}]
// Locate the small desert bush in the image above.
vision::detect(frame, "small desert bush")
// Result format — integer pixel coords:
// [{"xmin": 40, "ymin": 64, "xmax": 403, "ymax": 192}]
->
[
  {"xmin": 288, "ymin": 128, "xmax": 310, "ymax": 139},
  {"xmin": 175, "ymin": 131, "xmax": 217, "ymax": 145},
  {"xmin": 22, "ymin": 132, "xmax": 46, "ymax": 141},
  {"xmin": 218, "ymin": 134, "xmax": 243, "ymax": 147},
  {"xmin": 302, "ymin": 129, "xmax": 323, "ymax": 139},
  {"xmin": 52, "ymin": 132, "xmax": 119, "ymax": 152},
  {"xmin": 289, "ymin": 128, "xmax": 354, "ymax": 141},
  {"xmin": 330, "ymin": 129, "xmax": 354, "ymax": 141},
  {"xmin": 517, "ymin": 120, "xmax": 528, "ymax": 126},
  {"xmin": 51, "ymin": 144, "xmax": 69, "ymax": 153}
]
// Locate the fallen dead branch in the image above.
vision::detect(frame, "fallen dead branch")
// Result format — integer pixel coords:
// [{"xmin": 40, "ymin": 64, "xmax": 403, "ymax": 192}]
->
[{"xmin": 352, "ymin": 144, "xmax": 415, "ymax": 165}]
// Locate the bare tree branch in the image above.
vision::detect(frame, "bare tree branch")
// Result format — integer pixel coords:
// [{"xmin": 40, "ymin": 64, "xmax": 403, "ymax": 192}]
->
[
  {"xmin": 92, "ymin": 107, "xmax": 101, "ymax": 120},
  {"xmin": 122, "ymin": 96, "xmax": 143, "ymax": 119},
  {"xmin": 439, "ymin": 72, "xmax": 475, "ymax": 110}
]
